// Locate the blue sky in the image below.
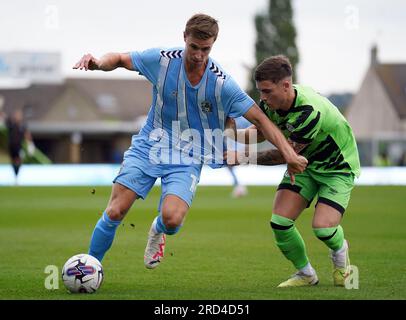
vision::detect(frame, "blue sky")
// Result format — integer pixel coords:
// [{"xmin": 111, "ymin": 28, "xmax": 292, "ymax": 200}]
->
[{"xmin": 0, "ymin": 0, "xmax": 405, "ymax": 94}]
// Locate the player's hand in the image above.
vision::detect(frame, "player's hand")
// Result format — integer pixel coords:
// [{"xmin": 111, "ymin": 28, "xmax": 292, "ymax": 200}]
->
[
  {"xmin": 73, "ymin": 54, "xmax": 100, "ymax": 71},
  {"xmin": 287, "ymin": 154, "xmax": 307, "ymax": 185},
  {"xmin": 287, "ymin": 154, "xmax": 307, "ymax": 174}
]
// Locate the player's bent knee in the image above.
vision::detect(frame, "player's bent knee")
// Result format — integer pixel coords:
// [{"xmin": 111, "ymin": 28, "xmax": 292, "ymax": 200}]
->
[
  {"xmin": 162, "ymin": 214, "xmax": 183, "ymax": 230},
  {"xmin": 312, "ymin": 215, "xmax": 341, "ymax": 229},
  {"xmin": 160, "ymin": 211, "xmax": 184, "ymax": 235},
  {"xmin": 270, "ymin": 214, "xmax": 295, "ymax": 232},
  {"xmin": 106, "ymin": 206, "xmax": 127, "ymax": 221},
  {"xmin": 312, "ymin": 221, "xmax": 335, "ymax": 229},
  {"xmin": 161, "ymin": 219, "xmax": 181, "ymax": 235},
  {"xmin": 155, "ymin": 215, "xmax": 181, "ymax": 235},
  {"xmin": 312, "ymin": 226, "xmax": 341, "ymax": 240}
]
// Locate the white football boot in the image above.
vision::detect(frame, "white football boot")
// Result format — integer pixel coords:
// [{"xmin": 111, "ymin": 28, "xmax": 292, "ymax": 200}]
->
[{"xmin": 144, "ymin": 224, "xmax": 166, "ymax": 269}]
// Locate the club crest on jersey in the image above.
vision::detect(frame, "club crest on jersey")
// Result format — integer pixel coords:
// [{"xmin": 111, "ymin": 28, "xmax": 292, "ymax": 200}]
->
[
  {"xmin": 201, "ymin": 101, "xmax": 212, "ymax": 113},
  {"xmin": 286, "ymin": 123, "xmax": 295, "ymax": 132}
]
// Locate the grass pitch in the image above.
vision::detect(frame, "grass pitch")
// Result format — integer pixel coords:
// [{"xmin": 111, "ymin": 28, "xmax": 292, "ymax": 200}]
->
[{"xmin": 0, "ymin": 185, "xmax": 405, "ymax": 300}]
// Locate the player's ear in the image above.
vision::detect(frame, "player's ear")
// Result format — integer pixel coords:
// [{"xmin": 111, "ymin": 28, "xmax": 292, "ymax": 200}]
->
[
  {"xmin": 183, "ymin": 32, "xmax": 187, "ymax": 42},
  {"xmin": 283, "ymin": 79, "xmax": 291, "ymax": 91}
]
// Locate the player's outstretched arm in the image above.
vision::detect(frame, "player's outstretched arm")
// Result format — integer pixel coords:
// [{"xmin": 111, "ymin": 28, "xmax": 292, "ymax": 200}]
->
[
  {"xmin": 241, "ymin": 125, "xmax": 265, "ymax": 144},
  {"xmin": 255, "ymin": 138, "xmax": 309, "ymax": 166},
  {"xmin": 243, "ymin": 104, "xmax": 307, "ymax": 174},
  {"xmin": 224, "ymin": 139, "xmax": 287, "ymax": 166},
  {"xmin": 73, "ymin": 52, "xmax": 134, "ymax": 71}
]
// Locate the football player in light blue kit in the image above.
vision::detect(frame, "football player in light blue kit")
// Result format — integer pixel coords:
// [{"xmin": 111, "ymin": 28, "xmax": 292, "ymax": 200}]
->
[{"xmin": 73, "ymin": 14, "xmax": 307, "ymax": 269}]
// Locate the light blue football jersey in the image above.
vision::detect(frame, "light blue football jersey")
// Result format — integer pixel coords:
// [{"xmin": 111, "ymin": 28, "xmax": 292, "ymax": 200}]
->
[{"xmin": 129, "ymin": 47, "xmax": 254, "ymax": 168}]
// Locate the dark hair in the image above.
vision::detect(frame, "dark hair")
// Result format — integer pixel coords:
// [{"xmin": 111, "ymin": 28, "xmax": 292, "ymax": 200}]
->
[
  {"xmin": 254, "ymin": 55, "xmax": 293, "ymax": 83},
  {"xmin": 185, "ymin": 13, "xmax": 219, "ymax": 41}
]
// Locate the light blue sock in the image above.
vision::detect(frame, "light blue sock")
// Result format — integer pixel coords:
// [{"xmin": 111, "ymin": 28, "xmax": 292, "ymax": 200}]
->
[
  {"xmin": 227, "ymin": 167, "xmax": 239, "ymax": 186},
  {"xmin": 154, "ymin": 215, "xmax": 180, "ymax": 235},
  {"xmin": 88, "ymin": 211, "xmax": 121, "ymax": 262}
]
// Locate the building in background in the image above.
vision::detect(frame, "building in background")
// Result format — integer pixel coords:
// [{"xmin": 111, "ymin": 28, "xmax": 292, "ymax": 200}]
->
[
  {"xmin": 346, "ymin": 46, "xmax": 406, "ymax": 166},
  {"xmin": 3, "ymin": 49, "xmax": 406, "ymax": 166},
  {"xmin": 0, "ymin": 52, "xmax": 151, "ymax": 163}
]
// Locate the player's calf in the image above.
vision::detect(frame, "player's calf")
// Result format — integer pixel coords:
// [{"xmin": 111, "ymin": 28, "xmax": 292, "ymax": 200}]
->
[
  {"xmin": 88, "ymin": 211, "xmax": 121, "ymax": 262},
  {"xmin": 271, "ymin": 214, "xmax": 318, "ymax": 287}
]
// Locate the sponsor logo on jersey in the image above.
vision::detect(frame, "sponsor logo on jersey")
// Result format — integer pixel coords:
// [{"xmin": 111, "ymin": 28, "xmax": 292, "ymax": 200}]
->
[{"xmin": 201, "ymin": 101, "xmax": 212, "ymax": 113}]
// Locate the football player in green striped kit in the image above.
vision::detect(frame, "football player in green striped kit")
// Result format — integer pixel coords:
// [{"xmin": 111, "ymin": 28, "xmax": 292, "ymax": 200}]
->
[{"xmin": 229, "ymin": 55, "xmax": 360, "ymax": 287}]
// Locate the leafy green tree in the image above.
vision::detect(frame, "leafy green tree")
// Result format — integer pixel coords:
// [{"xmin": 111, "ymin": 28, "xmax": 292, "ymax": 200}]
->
[{"xmin": 248, "ymin": 0, "xmax": 299, "ymax": 102}]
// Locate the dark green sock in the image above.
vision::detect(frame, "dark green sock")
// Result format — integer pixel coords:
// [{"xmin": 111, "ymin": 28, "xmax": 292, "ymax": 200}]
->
[{"xmin": 270, "ymin": 214, "xmax": 309, "ymax": 270}]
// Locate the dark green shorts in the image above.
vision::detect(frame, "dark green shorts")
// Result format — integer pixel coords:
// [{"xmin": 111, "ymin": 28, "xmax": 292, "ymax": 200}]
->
[{"xmin": 278, "ymin": 169, "xmax": 355, "ymax": 214}]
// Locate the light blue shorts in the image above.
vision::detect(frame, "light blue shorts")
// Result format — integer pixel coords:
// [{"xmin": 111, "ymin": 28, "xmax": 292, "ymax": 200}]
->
[{"xmin": 113, "ymin": 146, "xmax": 202, "ymax": 212}]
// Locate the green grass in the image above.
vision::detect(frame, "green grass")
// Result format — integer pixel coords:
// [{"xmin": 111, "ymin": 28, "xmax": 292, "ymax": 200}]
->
[{"xmin": 0, "ymin": 186, "xmax": 405, "ymax": 300}]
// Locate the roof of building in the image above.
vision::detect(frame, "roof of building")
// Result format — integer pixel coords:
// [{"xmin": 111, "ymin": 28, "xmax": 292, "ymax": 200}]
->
[
  {"xmin": 65, "ymin": 77, "xmax": 152, "ymax": 121},
  {"xmin": 375, "ymin": 64, "xmax": 406, "ymax": 119},
  {"xmin": 0, "ymin": 77, "xmax": 152, "ymax": 124}
]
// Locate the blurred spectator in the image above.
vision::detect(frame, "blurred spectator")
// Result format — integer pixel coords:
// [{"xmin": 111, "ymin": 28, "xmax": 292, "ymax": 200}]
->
[
  {"xmin": 227, "ymin": 166, "xmax": 248, "ymax": 198},
  {"xmin": 373, "ymin": 149, "xmax": 392, "ymax": 167},
  {"xmin": 398, "ymin": 151, "xmax": 406, "ymax": 166},
  {"xmin": 225, "ymin": 116, "xmax": 252, "ymax": 198},
  {"xmin": 5, "ymin": 109, "xmax": 36, "ymax": 183}
]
